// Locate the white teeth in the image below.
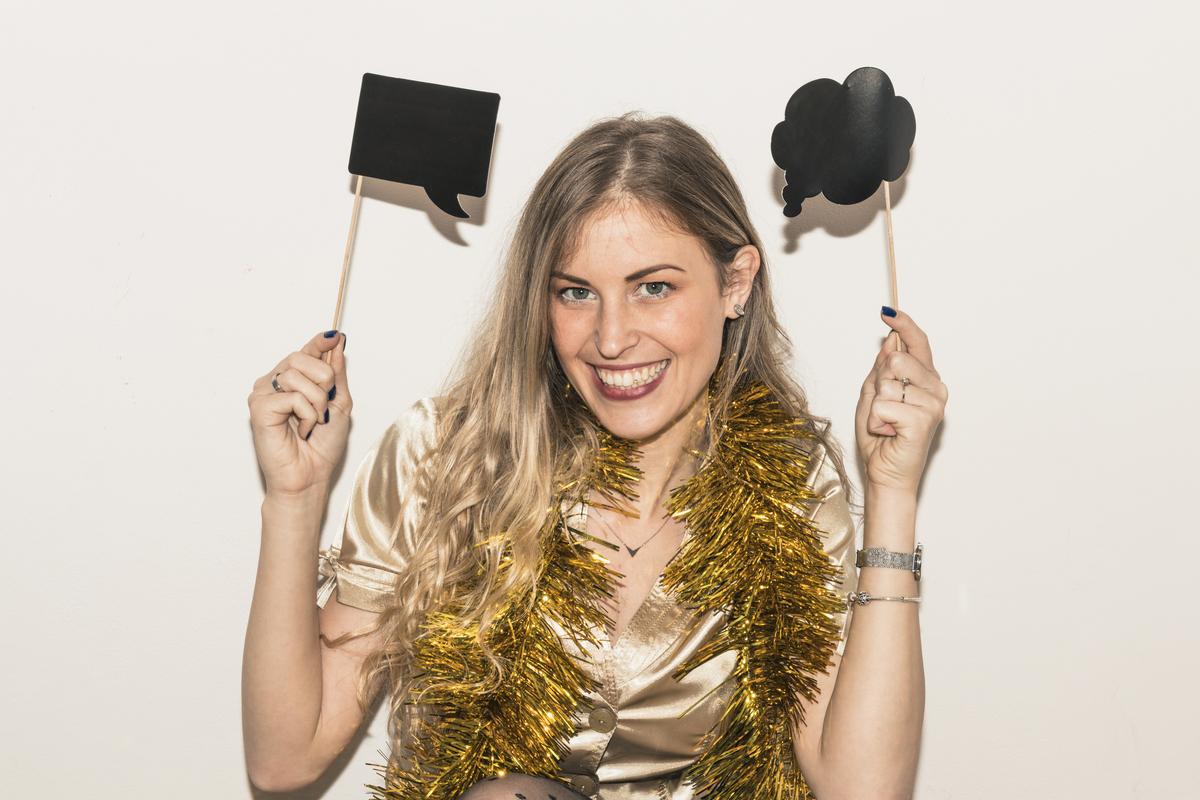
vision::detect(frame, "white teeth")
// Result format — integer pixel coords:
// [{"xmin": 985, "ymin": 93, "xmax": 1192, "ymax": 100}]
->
[{"xmin": 596, "ymin": 359, "xmax": 668, "ymax": 388}]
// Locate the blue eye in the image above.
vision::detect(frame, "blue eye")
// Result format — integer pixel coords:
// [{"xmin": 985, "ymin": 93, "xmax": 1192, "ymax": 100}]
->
[
  {"xmin": 558, "ymin": 286, "xmax": 594, "ymax": 303},
  {"xmin": 640, "ymin": 281, "xmax": 674, "ymax": 299},
  {"xmin": 555, "ymin": 281, "xmax": 675, "ymax": 304}
]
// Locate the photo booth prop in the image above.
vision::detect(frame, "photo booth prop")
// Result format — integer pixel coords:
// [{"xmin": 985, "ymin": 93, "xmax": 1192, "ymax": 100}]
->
[
  {"xmin": 771, "ymin": 66, "xmax": 915, "ymax": 349},
  {"xmin": 325, "ymin": 74, "xmax": 500, "ymax": 356}
]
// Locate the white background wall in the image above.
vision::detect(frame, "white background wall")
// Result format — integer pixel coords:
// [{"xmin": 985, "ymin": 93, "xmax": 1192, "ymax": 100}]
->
[{"xmin": 4, "ymin": 1, "xmax": 1196, "ymax": 797}]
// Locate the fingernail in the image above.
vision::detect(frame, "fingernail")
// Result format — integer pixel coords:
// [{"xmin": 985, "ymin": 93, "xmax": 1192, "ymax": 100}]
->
[
  {"xmin": 323, "ymin": 408, "xmax": 330, "ymax": 423},
  {"xmin": 881, "ymin": 305, "xmax": 896, "ymax": 317},
  {"xmin": 328, "ymin": 386, "xmax": 336, "ymax": 401},
  {"xmin": 323, "ymin": 329, "xmax": 338, "ymax": 338},
  {"xmin": 305, "ymin": 428, "xmax": 312, "ymax": 441}
]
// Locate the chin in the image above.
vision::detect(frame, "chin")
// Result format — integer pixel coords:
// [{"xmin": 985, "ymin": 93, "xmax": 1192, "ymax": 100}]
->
[
  {"xmin": 583, "ymin": 397, "xmax": 688, "ymax": 443},
  {"xmin": 567, "ymin": 358, "xmax": 705, "ymax": 442},
  {"xmin": 594, "ymin": 417, "xmax": 660, "ymax": 442}
]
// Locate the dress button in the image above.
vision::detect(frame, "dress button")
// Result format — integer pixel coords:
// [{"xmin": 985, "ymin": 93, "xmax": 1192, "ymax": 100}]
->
[
  {"xmin": 587, "ymin": 705, "xmax": 617, "ymax": 733},
  {"xmin": 566, "ymin": 772, "xmax": 600, "ymax": 796}
]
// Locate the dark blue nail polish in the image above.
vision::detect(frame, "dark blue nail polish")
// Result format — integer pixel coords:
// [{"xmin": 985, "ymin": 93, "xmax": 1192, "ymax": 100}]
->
[
  {"xmin": 323, "ymin": 408, "xmax": 330, "ymax": 423},
  {"xmin": 305, "ymin": 428, "xmax": 312, "ymax": 441},
  {"xmin": 323, "ymin": 329, "xmax": 338, "ymax": 338},
  {"xmin": 328, "ymin": 385, "xmax": 336, "ymax": 401},
  {"xmin": 881, "ymin": 305, "xmax": 896, "ymax": 317}
]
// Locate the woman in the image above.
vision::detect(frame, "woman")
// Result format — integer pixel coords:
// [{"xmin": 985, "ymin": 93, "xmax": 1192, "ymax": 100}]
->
[{"xmin": 244, "ymin": 113, "xmax": 945, "ymax": 799}]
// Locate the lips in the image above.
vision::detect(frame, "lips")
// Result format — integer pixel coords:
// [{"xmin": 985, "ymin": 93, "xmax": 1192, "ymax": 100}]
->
[
  {"xmin": 593, "ymin": 358, "xmax": 670, "ymax": 389},
  {"xmin": 589, "ymin": 359, "xmax": 670, "ymax": 401}
]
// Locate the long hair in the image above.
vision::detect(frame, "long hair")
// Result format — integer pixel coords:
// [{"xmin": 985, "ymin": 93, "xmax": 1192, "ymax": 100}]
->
[{"xmin": 328, "ymin": 110, "xmax": 857, "ymax": 777}]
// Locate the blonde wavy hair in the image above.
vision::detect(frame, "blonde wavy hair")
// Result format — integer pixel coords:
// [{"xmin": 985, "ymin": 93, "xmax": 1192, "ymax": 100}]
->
[{"xmin": 332, "ymin": 110, "xmax": 857, "ymax": 778}]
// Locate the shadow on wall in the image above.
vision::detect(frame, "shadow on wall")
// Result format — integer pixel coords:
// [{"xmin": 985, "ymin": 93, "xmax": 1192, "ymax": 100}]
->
[{"xmin": 772, "ymin": 150, "xmax": 915, "ymax": 254}]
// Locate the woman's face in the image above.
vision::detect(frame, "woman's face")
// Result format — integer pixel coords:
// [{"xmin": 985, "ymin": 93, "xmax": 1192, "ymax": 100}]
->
[{"xmin": 548, "ymin": 201, "xmax": 757, "ymax": 443}]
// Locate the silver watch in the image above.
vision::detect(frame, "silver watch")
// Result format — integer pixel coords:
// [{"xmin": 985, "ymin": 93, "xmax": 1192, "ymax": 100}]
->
[{"xmin": 856, "ymin": 542, "xmax": 922, "ymax": 582}]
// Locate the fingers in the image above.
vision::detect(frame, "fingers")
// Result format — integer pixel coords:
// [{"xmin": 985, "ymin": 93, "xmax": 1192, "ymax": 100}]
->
[
  {"xmin": 251, "ymin": 330, "xmax": 348, "ymax": 441},
  {"xmin": 271, "ymin": 362, "xmax": 334, "ymax": 439},
  {"xmin": 880, "ymin": 307, "xmax": 936, "ymax": 374},
  {"xmin": 874, "ymin": 376, "xmax": 937, "ymax": 409},
  {"xmin": 875, "ymin": 349, "xmax": 940, "ymax": 394},
  {"xmin": 251, "ymin": 382, "xmax": 321, "ymax": 437},
  {"xmin": 865, "ymin": 397, "xmax": 925, "ymax": 437},
  {"xmin": 859, "ymin": 344, "xmax": 940, "ymax": 436}
]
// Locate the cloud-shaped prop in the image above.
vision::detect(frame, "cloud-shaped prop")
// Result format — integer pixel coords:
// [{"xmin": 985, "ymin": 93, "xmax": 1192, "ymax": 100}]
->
[{"xmin": 771, "ymin": 66, "xmax": 915, "ymax": 217}]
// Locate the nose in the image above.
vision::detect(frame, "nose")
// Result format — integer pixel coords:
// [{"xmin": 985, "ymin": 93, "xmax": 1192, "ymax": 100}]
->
[{"xmin": 594, "ymin": 299, "xmax": 638, "ymax": 360}]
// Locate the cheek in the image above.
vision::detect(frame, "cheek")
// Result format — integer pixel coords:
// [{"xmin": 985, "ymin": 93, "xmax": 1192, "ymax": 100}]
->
[
  {"xmin": 656, "ymin": 303, "xmax": 723, "ymax": 354},
  {"xmin": 548, "ymin": 307, "xmax": 585, "ymax": 354}
]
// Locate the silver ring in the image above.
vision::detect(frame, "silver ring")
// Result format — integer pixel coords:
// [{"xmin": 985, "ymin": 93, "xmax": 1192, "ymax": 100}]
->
[
  {"xmin": 900, "ymin": 376, "xmax": 910, "ymax": 404},
  {"xmin": 272, "ymin": 372, "xmax": 284, "ymax": 392}
]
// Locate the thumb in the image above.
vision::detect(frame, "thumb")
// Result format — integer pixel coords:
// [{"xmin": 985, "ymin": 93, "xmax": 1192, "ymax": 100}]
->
[
  {"xmin": 880, "ymin": 310, "xmax": 906, "ymax": 355},
  {"xmin": 317, "ymin": 329, "xmax": 344, "ymax": 366},
  {"xmin": 319, "ymin": 329, "xmax": 343, "ymax": 351},
  {"xmin": 882, "ymin": 322, "xmax": 902, "ymax": 355},
  {"xmin": 328, "ymin": 332, "xmax": 350, "ymax": 409}
]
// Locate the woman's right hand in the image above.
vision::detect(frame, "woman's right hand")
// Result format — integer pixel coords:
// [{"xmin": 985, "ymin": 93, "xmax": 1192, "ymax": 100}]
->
[{"xmin": 248, "ymin": 330, "xmax": 351, "ymax": 499}]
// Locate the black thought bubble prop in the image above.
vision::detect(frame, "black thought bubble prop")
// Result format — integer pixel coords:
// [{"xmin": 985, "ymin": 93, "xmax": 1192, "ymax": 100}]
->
[
  {"xmin": 771, "ymin": 66, "xmax": 914, "ymax": 216},
  {"xmin": 771, "ymin": 66, "xmax": 915, "ymax": 350},
  {"xmin": 321, "ymin": 74, "xmax": 500, "ymax": 354}
]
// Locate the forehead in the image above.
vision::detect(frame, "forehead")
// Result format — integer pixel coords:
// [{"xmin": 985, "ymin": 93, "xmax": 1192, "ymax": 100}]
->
[{"xmin": 564, "ymin": 203, "xmax": 707, "ymax": 273}]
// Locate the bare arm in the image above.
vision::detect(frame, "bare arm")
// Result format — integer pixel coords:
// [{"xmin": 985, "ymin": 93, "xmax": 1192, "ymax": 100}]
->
[
  {"xmin": 799, "ymin": 488, "xmax": 924, "ymax": 800},
  {"xmin": 794, "ymin": 307, "xmax": 942, "ymax": 800},
  {"xmin": 241, "ymin": 492, "xmax": 386, "ymax": 791}
]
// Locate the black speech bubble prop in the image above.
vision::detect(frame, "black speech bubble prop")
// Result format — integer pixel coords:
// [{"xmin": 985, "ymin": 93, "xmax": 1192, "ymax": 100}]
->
[
  {"xmin": 347, "ymin": 73, "xmax": 500, "ymax": 219},
  {"xmin": 771, "ymin": 66, "xmax": 915, "ymax": 217}
]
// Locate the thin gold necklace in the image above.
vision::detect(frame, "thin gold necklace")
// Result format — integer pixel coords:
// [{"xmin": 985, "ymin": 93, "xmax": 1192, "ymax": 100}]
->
[{"xmin": 588, "ymin": 504, "xmax": 673, "ymax": 557}]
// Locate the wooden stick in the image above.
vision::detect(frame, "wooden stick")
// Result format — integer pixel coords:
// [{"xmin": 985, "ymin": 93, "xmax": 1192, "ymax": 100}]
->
[
  {"xmin": 882, "ymin": 180, "xmax": 906, "ymax": 354},
  {"xmin": 325, "ymin": 174, "xmax": 364, "ymax": 365}
]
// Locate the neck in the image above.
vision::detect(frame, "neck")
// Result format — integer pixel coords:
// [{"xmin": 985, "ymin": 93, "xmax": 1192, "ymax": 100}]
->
[{"xmin": 627, "ymin": 390, "xmax": 709, "ymax": 518}]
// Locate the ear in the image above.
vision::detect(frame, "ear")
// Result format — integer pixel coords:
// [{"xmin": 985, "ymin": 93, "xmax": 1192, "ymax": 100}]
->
[{"xmin": 723, "ymin": 245, "xmax": 761, "ymax": 319}]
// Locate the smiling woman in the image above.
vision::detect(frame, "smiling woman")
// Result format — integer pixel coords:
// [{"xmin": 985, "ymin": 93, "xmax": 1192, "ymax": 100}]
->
[
  {"xmin": 547, "ymin": 199, "xmax": 757, "ymax": 441},
  {"xmin": 245, "ymin": 110, "xmax": 930, "ymax": 800},
  {"xmin": 321, "ymin": 111, "xmax": 871, "ymax": 800}
]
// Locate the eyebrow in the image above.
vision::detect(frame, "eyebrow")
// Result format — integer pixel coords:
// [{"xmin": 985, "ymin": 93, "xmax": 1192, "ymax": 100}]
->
[{"xmin": 549, "ymin": 263, "xmax": 686, "ymax": 286}]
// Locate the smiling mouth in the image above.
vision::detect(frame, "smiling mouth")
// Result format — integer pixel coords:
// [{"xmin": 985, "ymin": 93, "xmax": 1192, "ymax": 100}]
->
[{"xmin": 592, "ymin": 359, "xmax": 671, "ymax": 389}]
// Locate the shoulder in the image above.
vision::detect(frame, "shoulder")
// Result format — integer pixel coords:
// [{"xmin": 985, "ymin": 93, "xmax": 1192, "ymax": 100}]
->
[
  {"xmin": 379, "ymin": 395, "xmax": 442, "ymax": 453},
  {"xmin": 800, "ymin": 438, "xmax": 843, "ymax": 501},
  {"xmin": 353, "ymin": 396, "xmax": 444, "ymax": 490},
  {"xmin": 395, "ymin": 394, "xmax": 442, "ymax": 431},
  {"xmin": 797, "ymin": 438, "xmax": 856, "ymax": 549}
]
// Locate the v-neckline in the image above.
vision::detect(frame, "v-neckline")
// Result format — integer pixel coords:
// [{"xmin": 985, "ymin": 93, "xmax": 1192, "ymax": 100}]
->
[{"xmin": 582, "ymin": 500, "xmax": 691, "ymax": 649}]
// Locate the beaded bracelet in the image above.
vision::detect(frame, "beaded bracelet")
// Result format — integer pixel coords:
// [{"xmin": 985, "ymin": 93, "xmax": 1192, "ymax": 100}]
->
[{"xmin": 846, "ymin": 590, "xmax": 921, "ymax": 607}]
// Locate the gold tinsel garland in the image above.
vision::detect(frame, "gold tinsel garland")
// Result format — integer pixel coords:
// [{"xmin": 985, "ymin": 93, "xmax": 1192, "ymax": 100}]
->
[{"xmin": 368, "ymin": 381, "xmax": 846, "ymax": 800}]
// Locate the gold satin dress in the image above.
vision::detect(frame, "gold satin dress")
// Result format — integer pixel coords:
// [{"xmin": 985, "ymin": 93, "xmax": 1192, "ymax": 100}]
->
[{"xmin": 317, "ymin": 397, "xmax": 858, "ymax": 800}]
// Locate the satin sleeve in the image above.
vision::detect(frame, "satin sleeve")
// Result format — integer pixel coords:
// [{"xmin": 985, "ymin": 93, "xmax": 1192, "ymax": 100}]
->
[
  {"xmin": 316, "ymin": 397, "xmax": 439, "ymax": 613},
  {"xmin": 805, "ymin": 442, "xmax": 859, "ymax": 656}
]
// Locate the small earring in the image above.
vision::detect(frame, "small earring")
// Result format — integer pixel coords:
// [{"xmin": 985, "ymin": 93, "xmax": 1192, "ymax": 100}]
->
[{"xmin": 733, "ymin": 303, "xmax": 745, "ymax": 317}]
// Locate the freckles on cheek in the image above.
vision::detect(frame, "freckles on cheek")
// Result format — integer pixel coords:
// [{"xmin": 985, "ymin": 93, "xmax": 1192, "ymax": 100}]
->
[
  {"xmin": 548, "ymin": 314, "xmax": 580, "ymax": 358},
  {"xmin": 660, "ymin": 306, "xmax": 707, "ymax": 349},
  {"xmin": 552, "ymin": 309, "xmax": 586, "ymax": 344}
]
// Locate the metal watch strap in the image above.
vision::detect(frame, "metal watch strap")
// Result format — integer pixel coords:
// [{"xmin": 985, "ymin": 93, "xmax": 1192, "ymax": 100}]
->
[{"xmin": 855, "ymin": 542, "xmax": 922, "ymax": 581}]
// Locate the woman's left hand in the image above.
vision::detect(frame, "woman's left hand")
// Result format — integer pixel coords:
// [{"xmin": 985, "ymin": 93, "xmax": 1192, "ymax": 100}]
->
[{"xmin": 854, "ymin": 308, "xmax": 949, "ymax": 495}]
